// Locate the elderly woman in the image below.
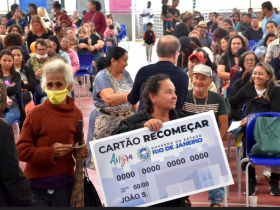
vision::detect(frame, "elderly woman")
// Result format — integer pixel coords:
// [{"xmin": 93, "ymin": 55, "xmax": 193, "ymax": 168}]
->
[
  {"xmin": 16, "ymin": 58, "xmax": 88, "ymax": 207},
  {"xmin": 86, "ymin": 47, "xmax": 138, "ymax": 169},
  {"xmin": 27, "ymin": 15, "xmax": 53, "ymax": 51},
  {"xmin": 112, "ymin": 74, "xmax": 190, "ymax": 207},
  {"xmin": 230, "ymin": 63, "xmax": 280, "ymax": 196}
]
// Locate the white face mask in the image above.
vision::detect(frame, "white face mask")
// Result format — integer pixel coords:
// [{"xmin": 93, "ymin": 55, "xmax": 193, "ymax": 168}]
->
[{"xmin": 36, "ymin": 53, "xmax": 48, "ymax": 60}]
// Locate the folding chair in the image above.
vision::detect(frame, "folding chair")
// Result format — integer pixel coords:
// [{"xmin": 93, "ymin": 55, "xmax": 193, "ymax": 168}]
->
[{"xmin": 238, "ymin": 112, "xmax": 280, "ymax": 206}]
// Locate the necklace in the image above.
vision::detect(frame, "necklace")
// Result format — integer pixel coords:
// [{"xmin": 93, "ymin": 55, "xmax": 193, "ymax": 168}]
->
[{"xmin": 192, "ymin": 90, "xmax": 208, "ymax": 114}]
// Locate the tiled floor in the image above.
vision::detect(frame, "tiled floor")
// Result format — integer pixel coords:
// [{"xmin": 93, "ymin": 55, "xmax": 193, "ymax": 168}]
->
[{"xmin": 16, "ymin": 42, "xmax": 280, "ymax": 207}]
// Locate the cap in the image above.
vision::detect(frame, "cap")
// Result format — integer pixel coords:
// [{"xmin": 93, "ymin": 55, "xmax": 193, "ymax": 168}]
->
[
  {"xmin": 198, "ymin": 21, "xmax": 207, "ymax": 28},
  {"xmin": 189, "ymin": 52, "xmax": 205, "ymax": 64},
  {"xmin": 192, "ymin": 64, "xmax": 212, "ymax": 77}
]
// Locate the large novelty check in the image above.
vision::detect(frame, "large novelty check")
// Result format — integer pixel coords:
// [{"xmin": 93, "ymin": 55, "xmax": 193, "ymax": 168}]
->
[{"xmin": 90, "ymin": 111, "xmax": 234, "ymax": 207}]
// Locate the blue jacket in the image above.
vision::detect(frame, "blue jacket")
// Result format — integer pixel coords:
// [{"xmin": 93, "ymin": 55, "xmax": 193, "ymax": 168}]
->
[{"xmin": 6, "ymin": 18, "xmax": 28, "ymax": 32}]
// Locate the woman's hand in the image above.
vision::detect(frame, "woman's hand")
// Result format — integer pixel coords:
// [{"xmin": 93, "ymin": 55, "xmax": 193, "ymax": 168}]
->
[
  {"xmin": 240, "ymin": 117, "xmax": 247, "ymax": 127},
  {"xmin": 23, "ymin": 81, "xmax": 28, "ymax": 84},
  {"xmin": 53, "ymin": 143, "xmax": 73, "ymax": 158},
  {"xmin": 74, "ymin": 143, "xmax": 88, "ymax": 158},
  {"xmin": 144, "ymin": 119, "xmax": 163, "ymax": 132}
]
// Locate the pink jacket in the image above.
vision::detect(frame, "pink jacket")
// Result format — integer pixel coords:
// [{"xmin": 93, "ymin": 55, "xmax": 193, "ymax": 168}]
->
[
  {"xmin": 103, "ymin": 27, "xmax": 115, "ymax": 39},
  {"xmin": 68, "ymin": 48, "xmax": 80, "ymax": 73}
]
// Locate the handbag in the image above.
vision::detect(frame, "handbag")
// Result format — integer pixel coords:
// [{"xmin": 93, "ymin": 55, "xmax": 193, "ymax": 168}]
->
[
  {"xmin": 250, "ymin": 117, "xmax": 280, "ymax": 157},
  {"xmin": 84, "ymin": 165, "xmax": 103, "ymax": 207}
]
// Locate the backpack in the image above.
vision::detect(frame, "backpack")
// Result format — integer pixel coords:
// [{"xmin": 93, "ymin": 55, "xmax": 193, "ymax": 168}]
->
[{"xmin": 244, "ymin": 95, "xmax": 271, "ymax": 117}]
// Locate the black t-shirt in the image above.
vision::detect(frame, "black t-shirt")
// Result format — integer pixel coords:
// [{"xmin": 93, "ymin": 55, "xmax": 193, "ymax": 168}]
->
[
  {"xmin": 173, "ymin": 23, "xmax": 190, "ymax": 39},
  {"xmin": 74, "ymin": 19, "xmax": 83, "ymax": 27},
  {"xmin": 27, "ymin": 29, "xmax": 54, "ymax": 50},
  {"xmin": 168, "ymin": 8, "xmax": 180, "ymax": 28},
  {"xmin": 219, "ymin": 54, "xmax": 236, "ymax": 73},
  {"xmin": 211, "ymin": 23, "xmax": 218, "ymax": 33},
  {"xmin": 207, "ymin": 20, "xmax": 213, "ymax": 28},
  {"xmin": 90, "ymin": 34, "xmax": 101, "ymax": 56},
  {"xmin": 243, "ymin": 27, "xmax": 263, "ymax": 40},
  {"xmin": 162, "ymin": 5, "xmax": 168, "ymax": 15}
]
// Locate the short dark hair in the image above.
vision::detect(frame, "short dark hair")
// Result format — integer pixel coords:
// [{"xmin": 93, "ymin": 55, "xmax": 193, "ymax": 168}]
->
[
  {"xmin": 244, "ymin": 13, "xmax": 252, "ymax": 19},
  {"xmin": 96, "ymin": 47, "xmax": 127, "ymax": 71},
  {"xmin": 7, "ymin": 24, "xmax": 23, "ymax": 35},
  {"xmin": 28, "ymin": 3, "xmax": 38, "ymax": 14},
  {"xmin": 189, "ymin": 37, "xmax": 202, "ymax": 48},
  {"xmin": 157, "ymin": 35, "xmax": 181, "ymax": 58},
  {"xmin": 238, "ymin": 51, "xmax": 259, "ymax": 72},
  {"xmin": 248, "ymin": 8, "xmax": 253, "ymax": 11},
  {"xmin": 55, "ymin": 26, "xmax": 63, "ymax": 34},
  {"xmin": 53, "ymin": 2, "xmax": 62, "ymax": 9},
  {"xmin": 263, "ymin": 33, "xmax": 277, "ymax": 47},
  {"xmin": 47, "ymin": 35, "xmax": 62, "ymax": 53},
  {"xmin": 10, "ymin": 3, "xmax": 19, "ymax": 13},
  {"xmin": 266, "ymin": 20, "xmax": 277, "ymax": 28},
  {"xmin": 147, "ymin": 22, "xmax": 153, "ymax": 27},
  {"xmin": 251, "ymin": 17, "xmax": 258, "ymax": 21},
  {"xmin": 3, "ymin": 33, "xmax": 22, "ymax": 48},
  {"xmin": 35, "ymin": 38, "xmax": 47, "ymax": 49},
  {"xmin": 109, "ymin": 24, "xmax": 114, "ymax": 30},
  {"xmin": 262, "ymin": 1, "xmax": 273, "ymax": 11},
  {"xmin": 89, "ymin": 0, "xmax": 102, "ymax": 11},
  {"xmin": 237, "ymin": 47, "xmax": 248, "ymax": 57},
  {"xmin": 142, "ymin": 74, "xmax": 171, "ymax": 112},
  {"xmin": 226, "ymin": 35, "xmax": 247, "ymax": 55}
]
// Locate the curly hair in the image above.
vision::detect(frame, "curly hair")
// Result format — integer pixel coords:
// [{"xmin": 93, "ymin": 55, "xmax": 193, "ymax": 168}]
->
[
  {"xmin": 225, "ymin": 35, "xmax": 247, "ymax": 55},
  {"xmin": 7, "ymin": 24, "xmax": 23, "ymax": 35},
  {"xmin": 3, "ymin": 33, "xmax": 23, "ymax": 48},
  {"xmin": 142, "ymin": 74, "xmax": 171, "ymax": 112}
]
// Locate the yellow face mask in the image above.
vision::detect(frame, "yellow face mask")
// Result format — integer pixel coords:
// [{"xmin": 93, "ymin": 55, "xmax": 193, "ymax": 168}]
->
[{"xmin": 45, "ymin": 86, "xmax": 69, "ymax": 105}]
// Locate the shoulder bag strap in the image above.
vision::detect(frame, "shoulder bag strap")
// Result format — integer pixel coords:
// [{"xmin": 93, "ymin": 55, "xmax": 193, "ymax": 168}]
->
[{"xmin": 91, "ymin": 11, "xmax": 98, "ymax": 22}]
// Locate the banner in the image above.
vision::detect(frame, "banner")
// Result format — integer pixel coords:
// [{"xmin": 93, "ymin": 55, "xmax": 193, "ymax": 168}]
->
[{"xmin": 90, "ymin": 111, "xmax": 233, "ymax": 207}]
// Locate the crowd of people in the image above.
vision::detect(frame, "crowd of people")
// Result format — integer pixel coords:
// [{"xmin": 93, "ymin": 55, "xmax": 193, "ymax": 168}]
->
[{"xmin": 1, "ymin": 0, "xmax": 280, "ymax": 207}]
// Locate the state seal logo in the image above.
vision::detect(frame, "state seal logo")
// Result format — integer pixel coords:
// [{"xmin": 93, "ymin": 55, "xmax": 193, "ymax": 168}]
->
[{"xmin": 137, "ymin": 146, "xmax": 151, "ymax": 161}]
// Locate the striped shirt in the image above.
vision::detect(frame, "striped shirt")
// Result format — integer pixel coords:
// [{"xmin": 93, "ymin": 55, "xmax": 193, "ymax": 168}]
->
[
  {"xmin": 265, "ymin": 38, "xmax": 280, "ymax": 63},
  {"xmin": 182, "ymin": 90, "xmax": 228, "ymax": 121}
]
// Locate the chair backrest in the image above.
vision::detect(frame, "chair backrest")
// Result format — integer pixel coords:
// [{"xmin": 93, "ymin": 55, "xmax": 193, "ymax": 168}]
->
[
  {"xmin": 248, "ymin": 39, "xmax": 260, "ymax": 52},
  {"xmin": 78, "ymin": 53, "xmax": 93, "ymax": 72},
  {"xmin": 246, "ymin": 112, "xmax": 280, "ymax": 156},
  {"xmin": 119, "ymin": 24, "xmax": 127, "ymax": 40}
]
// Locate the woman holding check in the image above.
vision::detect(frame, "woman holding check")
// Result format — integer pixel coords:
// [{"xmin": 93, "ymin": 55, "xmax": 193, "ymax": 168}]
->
[
  {"xmin": 112, "ymin": 74, "xmax": 191, "ymax": 207},
  {"xmin": 16, "ymin": 58, "xmax": 88, "ymax": 207}
]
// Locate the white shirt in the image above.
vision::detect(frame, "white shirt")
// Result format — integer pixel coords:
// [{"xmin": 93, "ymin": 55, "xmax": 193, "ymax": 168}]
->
[
  {"xmin": 265, "ymin": 38, "xmax": 280, "ymax": 63},
  {"xmin": 255, "ymin": 86, "xmax": 266, "ymax": 96},
  {"xmin": 113, "ymin": 21, "xmax": 120, "ymax": 36},
  {"xmin": 142, "ymin": 7, "xmax": 154, "ymax": 24}
]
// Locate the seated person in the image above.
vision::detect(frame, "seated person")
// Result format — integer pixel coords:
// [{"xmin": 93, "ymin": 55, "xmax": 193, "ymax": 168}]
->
[
  {"xmin": 25, "ymin": 39, "xmax": 49, "ymax": 104},
  {"xmin": 103, "ymin": 18, "xmax": 116, "ymax": 47},
  {"xmin": 0, "ymin": 24, "xmax": 7, "ymax": 42},
  {"xmin": 255, "ymin": 33, "xmax": 277, "ymax": 62},
  {"xmin": 77, "ymin": 26, "xmax": 91, "ymax": 54},
  {"xmin": 0, "ymin": 49, "xmax": 25, "ymax": 126},
  {"xmin": 270, "ymin": 51, "xmax": 280, "ymax": 83},
  {"xmin": 112, "ymin": 74, "xmax": 189, "ymax": 207}
]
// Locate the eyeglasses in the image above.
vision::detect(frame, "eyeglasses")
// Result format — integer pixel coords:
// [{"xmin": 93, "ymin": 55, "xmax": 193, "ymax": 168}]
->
[
  {"xmin": 36, "ymin": 48, "xmax": 47, "ymax": 52},
  {"xmin": 244, "ymin": 58, "xmax": 255, "ymax": 63},
  {"xmin": 11, "ymin": 30, "xmax": 19, "ymax": 33}
]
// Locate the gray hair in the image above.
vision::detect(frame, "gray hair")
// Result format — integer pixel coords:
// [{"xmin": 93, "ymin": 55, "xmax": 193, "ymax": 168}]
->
[
  {"xmin": 157, "ymin": 35, "xmax": 181, "ymax": 58},
  {"xmin": 250, "ymin": 62, "xmax": 279, "ymax": 99},
  {"xmin": 45, "ymin": 39, "xmax": 53, "ymax": 46},
  {"xmin": 41, "ymin": 57, "xmax": 74, "ymax": 90}
]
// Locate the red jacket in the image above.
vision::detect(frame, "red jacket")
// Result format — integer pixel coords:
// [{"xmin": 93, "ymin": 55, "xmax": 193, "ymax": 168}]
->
[{"xmin": 54, "ymin": 12, "xmax": 72, "ymax": 26}]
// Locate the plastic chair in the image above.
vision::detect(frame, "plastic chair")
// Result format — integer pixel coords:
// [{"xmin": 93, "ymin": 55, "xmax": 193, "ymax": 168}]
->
[
  {"xmin": 119, "ymin": 24, "xmax": 127, "ymax": 40},
  {"xmin": 248, "ymin": 39, "xmax": 260, "ymax": 52},
  {"xmin": 75, "ymin": 53, "xmax": 94, "ymax": 104},
  {"xmin": 238, "ymin": 112, "xmax": 280, "ymax": 206}
]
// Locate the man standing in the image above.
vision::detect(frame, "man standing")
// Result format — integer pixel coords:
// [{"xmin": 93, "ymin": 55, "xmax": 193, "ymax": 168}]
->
[
  {"xmin": 248, "ymin": 8, "xmax": 253, "ymax": 15},
  {"xmin": 127, "ymin": 35, "xmax": 189, "ymax": 111},
  {"xmin": 207, "ymin": 13, "xmax": 213, "ymax": 28},
  {"xmin": 237, "ymin": 14, "xmax": 252, "ymax": 32},
  {"xmin": 182, "ymin": 64, "xmax": 228, "ymax": 207},
  {"xmin": 211, "ymin": 13, "xmax": 219, "ymax": 33},
  {"xmin": 261, "ymin": 1, "xmax": 280, "ymax": 37},
  {"xmin": 243, "ymin": 17, "xmax": 263, "ymax": 40},
  {"xmin": 161, "ymin": 0, "xmax": 181, "ymax": 34},
  {"xmin": 173, "ymin": 12, "xmax": 193, "ymax": 39},
  {"xmin": 197, "ymin": 21, "xmax": 213, "ymax": 49},
  {"xmin": 141, "ymin": 1, "xmax": 154, "ymax": 34}
]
